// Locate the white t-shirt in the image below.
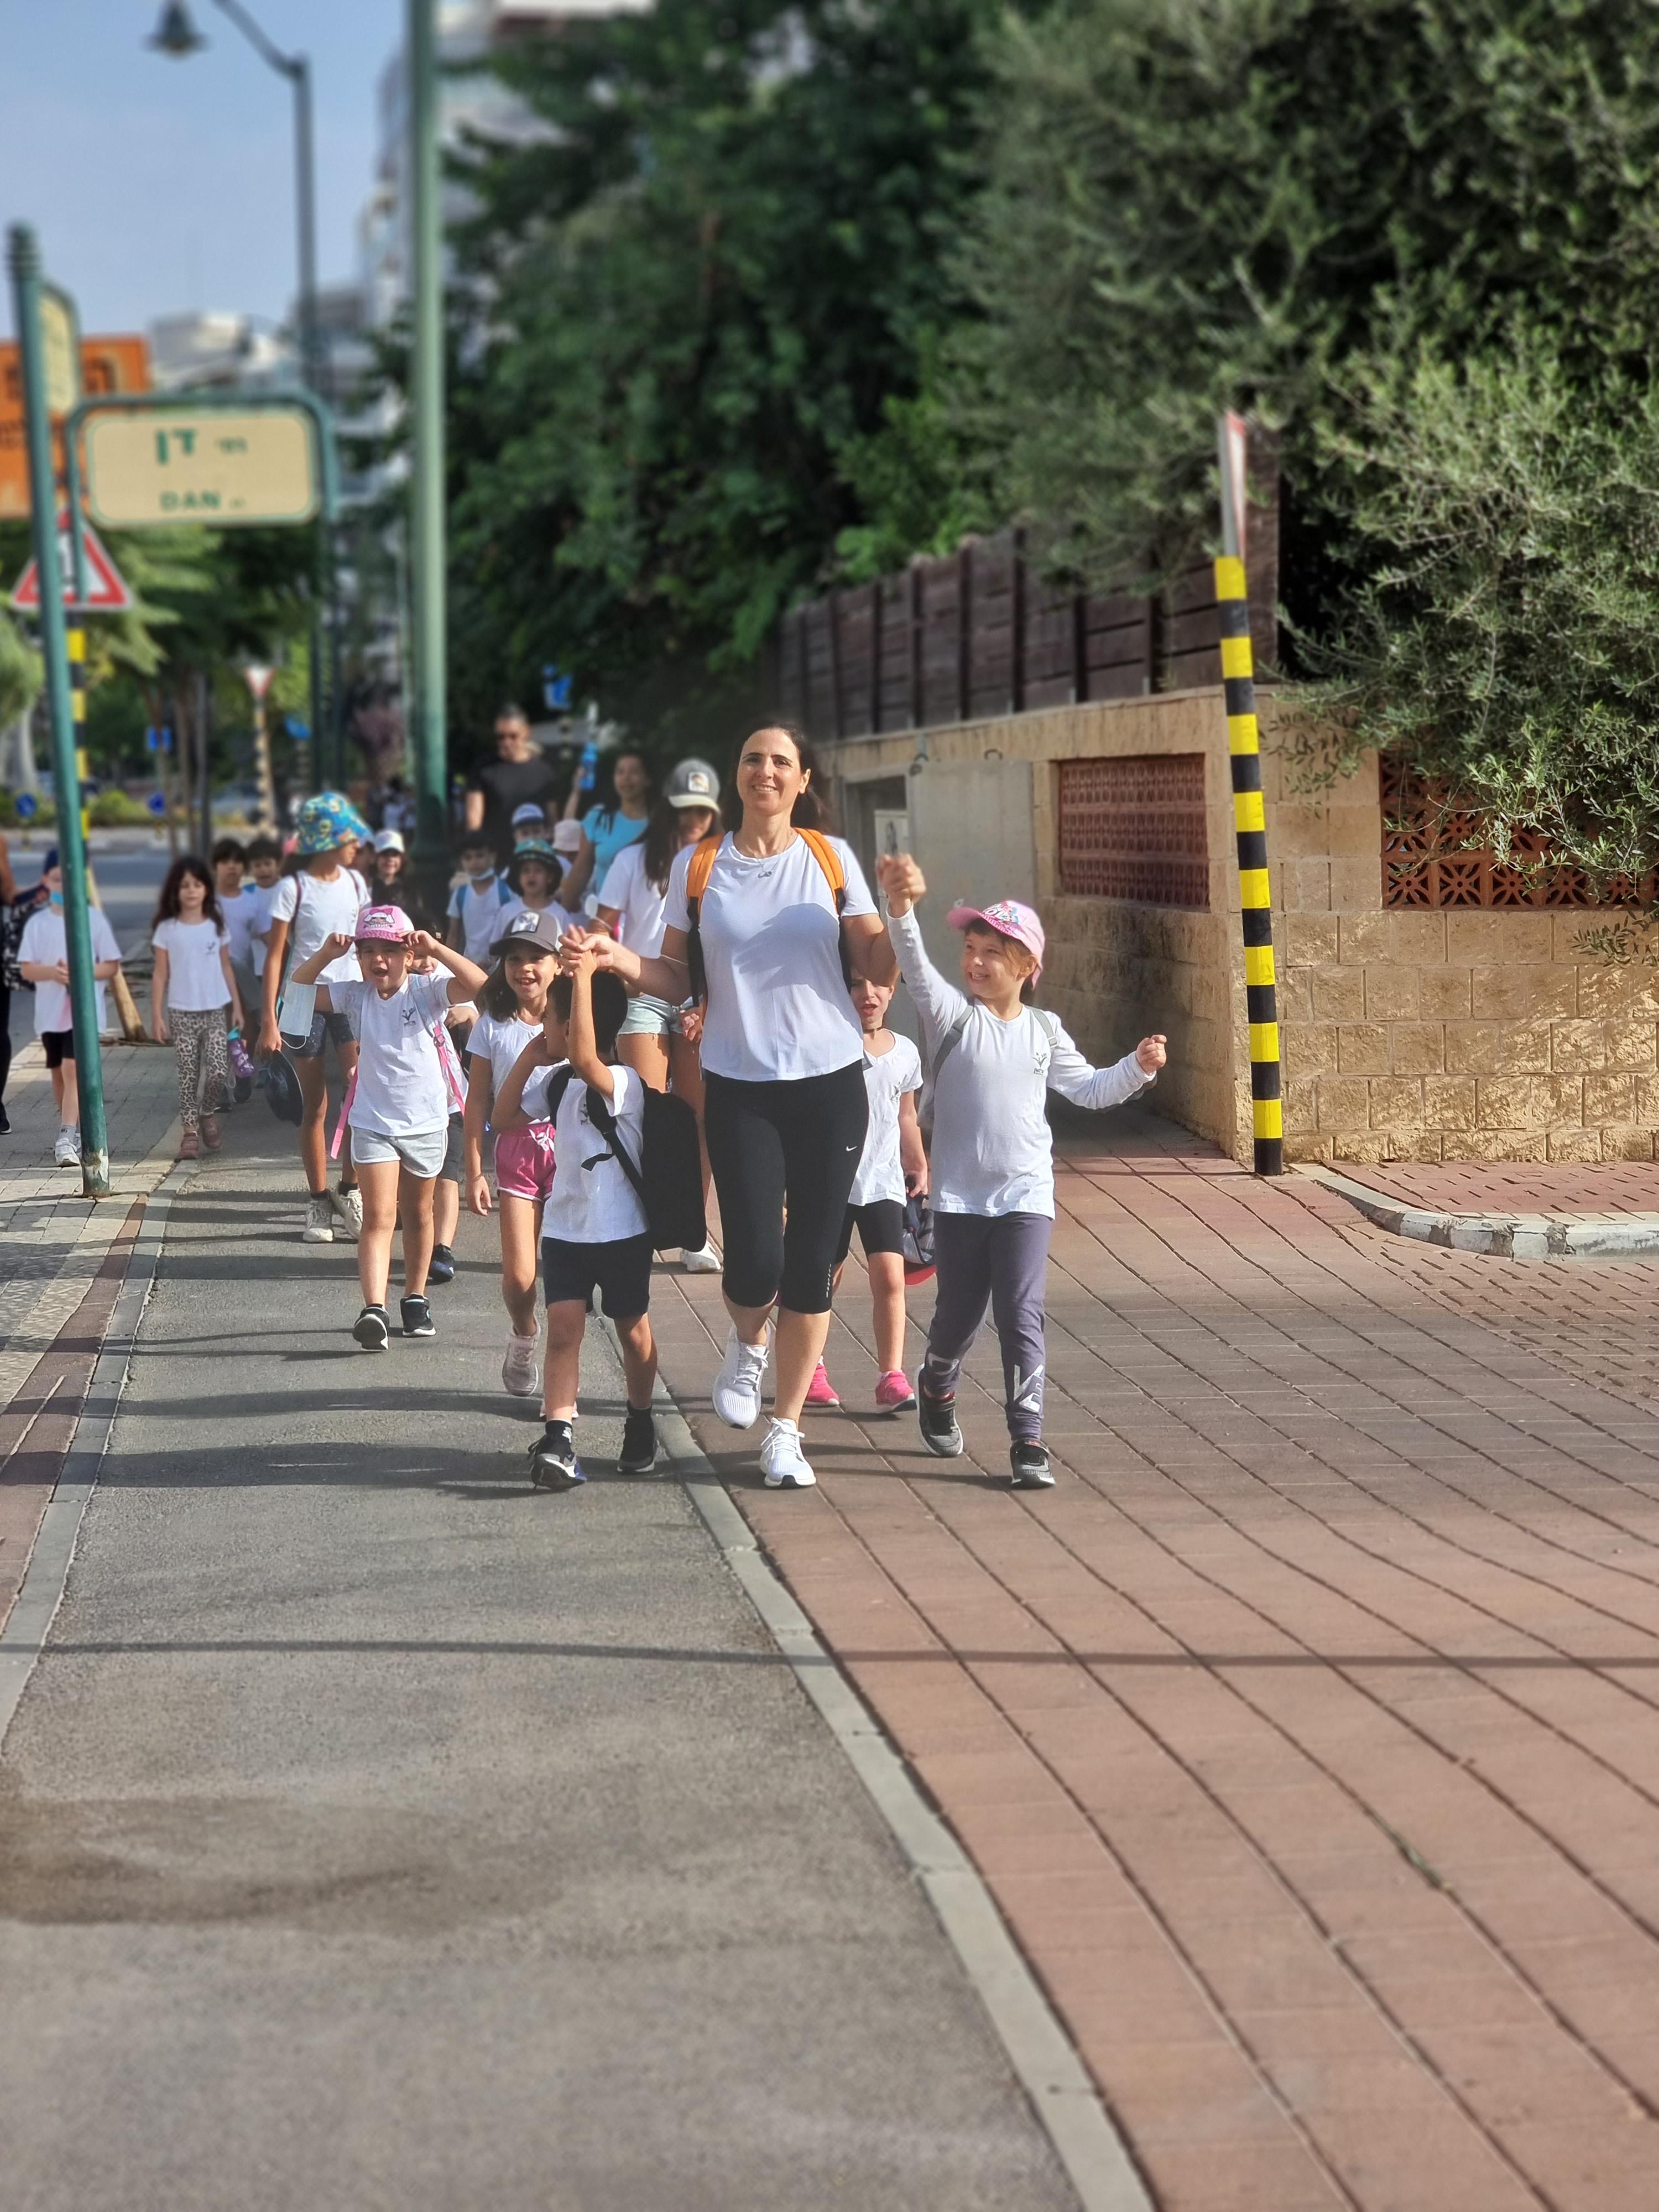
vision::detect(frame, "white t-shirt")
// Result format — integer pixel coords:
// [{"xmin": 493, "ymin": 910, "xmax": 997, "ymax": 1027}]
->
[
  {"xmin": 19, "ymin": 905, "xmax": 123, "ymax": 1037},
  {"xmin": 467, "ymin": 1008, "xmax": 547, "ymax": 1107},
  {"xmin": 663, "ymin": 832, "xmax": 875, "ymax": 1082},
  {"xmin": 270, "ymin": 865, "xmax": 368, "ymax": 987},
  {"xmin": 597, "ymin": 841, "xmax": 672, "ymax": 956},
  {"xmin": 153, "ymin": 917, "xmax": 232, "ymax": 1012},
  {"xmin": 890, "ymin": 907, "xmax": 1154, "ymax": 1219},
  {"xmin": 244, "ymin": 881, "xmax": 279, "ymax": 978},
  {"xmin": 526, "ymin": 1061, "xmax": 649, "ymax": 1245},
  {"xmin": 333, "ymin": 972, "xmax": 454, "ymax": 1137},
  {"xmin": 221, "ymin": 886, "xmax": 258, "ymax": 969},
  {"xmin": 849, "ymin": 1032, "xmax": 923, "ymax": 1208},
  {"xmin": 447, "ymin": 874, "xmax": 521, "ymax": 966}
]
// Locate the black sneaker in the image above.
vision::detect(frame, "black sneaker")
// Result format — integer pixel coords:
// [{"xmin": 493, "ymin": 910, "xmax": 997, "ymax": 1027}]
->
[
  {"xmin": 0, "ymin": 1099, "xmax": 11, "ymax": 1133},
  {"xmin": 1010, "ymin": 1441, "xmax": 1055, "ymax": 1489},
  {"xmin": 353, "ymin": 1305, "xmax": 390, "ymax": 1352},
  {"xmin": 618, "ymin": 1407, "xmax": 658, "ymax": 1475},
  {"xmin": 917, "ymin": 1390, "xmax": 963, "ymax": 1458},
  {"xmin": 427, "ymin": 1243, "xmax": 456, "ymax": 1286},
  {"xmin": 530, "ymin": 1425, "xmax": 585, "ymax": 1491},
  {"xmin": 400, "ymin": 1293, "xmax": 436, "ymax": 1338}
]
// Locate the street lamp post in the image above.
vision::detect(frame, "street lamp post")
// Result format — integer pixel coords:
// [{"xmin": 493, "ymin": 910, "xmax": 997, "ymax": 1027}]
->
[
  {"xmin": 149, "ymin": 0, "xmax": 330, "ymax": 780},
  {"xmin": 408, "ymin": 0, "xmax": 449, "ymax": 901}
]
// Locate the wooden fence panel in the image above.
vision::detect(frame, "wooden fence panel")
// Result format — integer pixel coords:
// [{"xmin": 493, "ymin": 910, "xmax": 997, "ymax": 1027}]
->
[{"xmin": 878, "ymin": 575, "xmax": 916, "ymax": 731}]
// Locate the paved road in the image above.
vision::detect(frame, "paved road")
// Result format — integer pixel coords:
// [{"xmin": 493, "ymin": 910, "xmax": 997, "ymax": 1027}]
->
[{"xmin": 0, "ymin": 1115, "xmax": 1078, "ymax": 2212}]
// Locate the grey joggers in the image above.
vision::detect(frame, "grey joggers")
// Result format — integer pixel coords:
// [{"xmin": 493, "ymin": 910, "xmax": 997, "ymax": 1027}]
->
[{"xmin": 920, "ymin": 1212, "xmax": 1052, "ymax": 1445}]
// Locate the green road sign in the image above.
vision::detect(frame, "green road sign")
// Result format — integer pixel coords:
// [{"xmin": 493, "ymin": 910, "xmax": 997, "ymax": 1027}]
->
[
  {"xmin": 83, "ymin": 403, "xmax": 320, "ymax": 526},
  {"xmin": 40, "ymin": 285, "xmax": 81, "ymax": 418}
]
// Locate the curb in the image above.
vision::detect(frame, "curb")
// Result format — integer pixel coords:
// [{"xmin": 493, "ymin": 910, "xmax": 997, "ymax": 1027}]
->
[
  {"xmin": 649, "ymin": 1382, "xmax": 1153, "ymax": 2212},
  {"xmin": 1297, "ymin": 1163, "xmax": 1659, "ymax": 1258},
  {"xmin": 0, "ymin": 1166, "xmax": 187, "ymax": 1749}
]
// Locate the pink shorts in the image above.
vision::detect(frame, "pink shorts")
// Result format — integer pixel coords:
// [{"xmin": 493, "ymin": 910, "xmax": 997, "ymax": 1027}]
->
[{"xmin": 494, "ymin": 1121, "xmax": 556, "ymax": 1204}]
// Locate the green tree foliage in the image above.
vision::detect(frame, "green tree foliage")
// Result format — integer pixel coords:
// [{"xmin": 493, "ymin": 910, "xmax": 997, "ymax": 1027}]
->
[
  {"xmin": 446, "ymin": 0, "xmax": 1002, "ymax": 747},
  {"xmin": 0, "ymin": 611, "xmax": 42, "ymax": 733},
  {"xmin": 961, "ymin": 0, "xmax": 1659, "ymax": 582}
]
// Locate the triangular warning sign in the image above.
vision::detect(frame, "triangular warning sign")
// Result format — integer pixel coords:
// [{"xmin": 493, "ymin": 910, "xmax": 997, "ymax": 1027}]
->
[{"xmin": 10, "ymin": 513, "xmax": 134, "ymax": 614}]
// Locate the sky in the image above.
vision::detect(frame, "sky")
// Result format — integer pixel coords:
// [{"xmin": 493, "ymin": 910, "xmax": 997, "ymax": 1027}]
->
[{"xmin": 0, "ymin": 0, "xmax": 402, "ymax": 340}]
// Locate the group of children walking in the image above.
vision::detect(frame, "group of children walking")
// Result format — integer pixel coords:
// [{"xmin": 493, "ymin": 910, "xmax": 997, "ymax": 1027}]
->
[{"xmin": 149, "ymin": 759, "xmax": 1166, "ymax": 1498}]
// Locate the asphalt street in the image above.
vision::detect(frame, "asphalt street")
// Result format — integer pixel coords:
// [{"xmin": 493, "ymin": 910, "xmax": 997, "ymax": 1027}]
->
[{"xmin": 0, "ymin": 1112, "xmax": 1078, "ymax": 2212}]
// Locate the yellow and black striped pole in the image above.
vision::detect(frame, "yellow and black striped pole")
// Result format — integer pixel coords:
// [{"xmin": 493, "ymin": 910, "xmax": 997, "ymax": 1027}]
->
[
  {"xmin": 68, "ymin": 623, "xmax": 90, "ymax": 842},
  {"xmin": 1215, "ymin": 416, "xmax": 1282, "ymax": 1174}
]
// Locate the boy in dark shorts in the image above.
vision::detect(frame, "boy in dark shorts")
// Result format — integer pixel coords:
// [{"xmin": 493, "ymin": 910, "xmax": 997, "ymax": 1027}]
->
[{"xmin": 493, "ymin": 943, "xmax": 658, "ymax": 1490}]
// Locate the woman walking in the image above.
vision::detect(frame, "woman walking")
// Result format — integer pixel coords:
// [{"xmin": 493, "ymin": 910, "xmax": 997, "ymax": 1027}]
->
[
  {"xmin": 557, "ymin": 747, "xmax": 651, "ymax": 914},
  {"xmin": 576, "ymin": 724, "xmax": 896, "ymax": 1488}
]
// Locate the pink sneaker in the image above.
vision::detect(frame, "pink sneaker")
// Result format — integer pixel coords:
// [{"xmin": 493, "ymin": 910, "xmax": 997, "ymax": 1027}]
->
[
  {"xmin": 875, "ymin": 1370, "xmax": 916, "ymax": 1413},
  {"xmin": 804, "ymin": 1360, "xmax": 841, "ymax": 1408}
]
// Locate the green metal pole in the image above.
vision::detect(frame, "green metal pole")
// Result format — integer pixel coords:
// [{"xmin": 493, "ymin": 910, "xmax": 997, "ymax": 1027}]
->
[
  {"xmin": 8, "ymin": 225, "xmax": 109, "ymax": 1197},
  {"xmin": 408, "ymin": 0, "xmax": 448, "ymax": 899}
]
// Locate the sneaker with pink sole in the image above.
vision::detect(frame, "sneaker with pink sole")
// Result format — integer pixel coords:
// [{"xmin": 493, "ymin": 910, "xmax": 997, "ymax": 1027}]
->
[
  {"xmin": 874, "ymin": 1369, "xmax": 916, "ymax": 1413},
  {"xmin": 804, "ymin": 1360, "xmax": 840, "ymax": 1408}
]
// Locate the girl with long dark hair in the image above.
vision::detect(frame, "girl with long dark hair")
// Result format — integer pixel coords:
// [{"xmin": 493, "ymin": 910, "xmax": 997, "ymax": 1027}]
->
[
  {"xmin": 151, "ymin": 854, "xmax": 242, "ymax": 1159},
  {"xmin": 557, "ymin": 748, "xmax": 651, "ymax": 913}
]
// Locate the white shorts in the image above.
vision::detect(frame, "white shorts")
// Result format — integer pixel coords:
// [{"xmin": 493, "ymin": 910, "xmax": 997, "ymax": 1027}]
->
[{"xmin": 350, "ymin": 1123, "xmax": 450, "ymax": 1178}]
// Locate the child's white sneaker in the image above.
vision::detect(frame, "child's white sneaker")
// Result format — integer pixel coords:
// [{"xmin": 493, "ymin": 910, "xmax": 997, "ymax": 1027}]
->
[
  {"xmin": 681, "ymin": 1240, "xmax": 722, "ymax": 1274},
  {"xmin": 53, "ymin": 1125, "xmax": 80, "ymax": 1168},
  {"xmin": 760, "ymin": 1417, "xmax": 816, "ymax": 1489},
  {"xmin": 502, "ymin": 1329, "xmax": 540, "ymax": 1397},
  {"xmin": 302, "ymin": 1193, "xmax": 334, "ymax": 1244},
  {"xmin": 713, "ymin": 1324, "xmax": 769, "ymax": 1429}
]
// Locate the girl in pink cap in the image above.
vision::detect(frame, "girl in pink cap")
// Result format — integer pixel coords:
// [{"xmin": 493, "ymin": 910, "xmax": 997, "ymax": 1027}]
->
[
  {"xmin": 289, "ymin": 907, "xmax": 488, "ymax": 1352},
  {"xmin": 877, "ymin": 853, "xmax": 1167, "ymax": 1488}
]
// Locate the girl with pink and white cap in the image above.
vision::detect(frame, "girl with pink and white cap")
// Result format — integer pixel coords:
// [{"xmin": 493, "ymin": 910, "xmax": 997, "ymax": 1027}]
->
[{"xmin": 877, "ymin": 853, "xmax": 1167, "ymax": 1489}]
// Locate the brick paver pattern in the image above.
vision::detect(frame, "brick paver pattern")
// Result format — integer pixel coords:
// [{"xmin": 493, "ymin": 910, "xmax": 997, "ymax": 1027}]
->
[
  {"xmin": 1324, "ymin": 1154, "xmax": 1659, "ymax": 1222},
  {"xmin": 653, "ymin": 1105, "xmax": 1659, "ymax": 2211}
]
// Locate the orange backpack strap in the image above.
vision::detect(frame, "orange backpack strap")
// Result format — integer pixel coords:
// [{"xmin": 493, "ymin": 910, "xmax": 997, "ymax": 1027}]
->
[
  {"xmin": 683, "ymin": 833, "xmax": 723, "ymax": 1006},
  {"xmin": 794, "ymin": 826, "xmax": 846, "ymax": 906}
]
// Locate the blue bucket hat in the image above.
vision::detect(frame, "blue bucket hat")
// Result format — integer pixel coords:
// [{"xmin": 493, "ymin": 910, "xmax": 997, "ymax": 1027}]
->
[{"xmin": 295, "ymin": 791, "xmax": 370, "ymax": 857}]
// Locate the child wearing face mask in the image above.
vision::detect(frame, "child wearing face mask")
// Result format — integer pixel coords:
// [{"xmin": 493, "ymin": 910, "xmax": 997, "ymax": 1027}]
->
[
  {"xmin": 18, "ymin": 849, "xmax": 124, "ymax": 1168},
  {"xmin": 877, "ymin": 852, "xmax": 1168, "ymax": 1491}
]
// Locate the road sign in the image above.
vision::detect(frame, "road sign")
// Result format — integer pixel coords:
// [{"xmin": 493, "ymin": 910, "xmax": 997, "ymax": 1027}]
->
[
  {"xmin": 0, "ymin": 334, "xmax": 149, "ymax": 521},
  {"xmin": 40, "ymin": 286, "xmax": 80, "ymax": 418},
  {"xmin": 10, "ymin": 513, "xmax": 134, "ymax": 613},
  {"xmin": 244, "ymin": 664, "xmax": 275, "ymax": 702},
  {"xmin": 83, "ymin": 404, "xmax": 319, "ymax": 528},
  {"xmin": 145, "ymin": 724, "xmax": 174, "ymax": 753},
  {"xmin": 146, "ymin": 791, "xmax": 168, "ymax": 818},
  {"xmin": 14, "ymin": 791, "xmax": 38, "ymax": 820}
]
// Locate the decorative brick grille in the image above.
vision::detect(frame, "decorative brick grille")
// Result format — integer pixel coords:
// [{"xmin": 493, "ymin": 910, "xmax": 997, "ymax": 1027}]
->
[
  {"xmin": 1058, "ymin": 755, "xmax": 1209, "ymax": 906},
  {"xmin": 1380, "ymin": 756, "xmax": 1641, "ymax": 908}
]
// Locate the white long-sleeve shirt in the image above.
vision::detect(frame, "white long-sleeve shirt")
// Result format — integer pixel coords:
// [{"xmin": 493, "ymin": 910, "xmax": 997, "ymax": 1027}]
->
[{"xmin": 890, "ymin": 905, "xmax": 1153, "ymax": 1218}]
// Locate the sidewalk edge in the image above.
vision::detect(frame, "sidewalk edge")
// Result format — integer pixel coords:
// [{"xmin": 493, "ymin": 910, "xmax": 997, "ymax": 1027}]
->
[
  {"xmin": 1295, "ymin": 1162, "xmax": 1659, "ymax": 1258},
  {"xmin": 0, "ymin": 1165, "xmax": 189, "ymax": 1750},
  {"xmin": 650, "ymin": 1389, "xmax": 1153, "ymax": 2212}
]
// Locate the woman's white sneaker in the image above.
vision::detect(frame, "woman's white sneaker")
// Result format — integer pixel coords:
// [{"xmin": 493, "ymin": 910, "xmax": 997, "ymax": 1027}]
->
[
  {"xmin": 681, "ymin": 1240, "xmax": 722, "ymax": 1275},
  {"xmin": 760, "ymin": 1417, "xmax": 816, "ymax": 1489},
  {"xmin": 502, "ymin": 1329, "xmax": 540, "ymax": 1396},
  {"xmin": 713, "ymin": 1324, "xmax": 770, "ymax": 1428}
]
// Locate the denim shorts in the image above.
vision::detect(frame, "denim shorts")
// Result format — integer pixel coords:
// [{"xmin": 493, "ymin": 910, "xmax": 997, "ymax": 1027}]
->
[{"xmin": 617, "ymin": 991, "xmax": 684, "ymax": 1039}]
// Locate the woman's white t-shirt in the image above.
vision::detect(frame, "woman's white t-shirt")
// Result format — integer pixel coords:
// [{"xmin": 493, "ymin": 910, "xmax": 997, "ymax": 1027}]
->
[
  {"xmin": 524, "ymin": 1062, "xmax": 649, "ymax": 1245},
  {"xmin": 333, "ymin": 972, "xmax": 453, "ymax": 1136},
  {"xmin": 153, "ymin": 917, "xmax": 232, "ymax": 1011},
  {"xmin": 269, "ymin": 866, "xmax": 368, "ymax": 986},
  {"xmin": 597, "ymin": 841, "xmax": 671, "ymax": 957},
  {"xmin": 849, "ymin": 1033, "xmax": 923, "ymax": 1208},
  {"xmin": 468, "ymin": 1009, "xmax": 546, "ymax": 1106},
  {"xmin": 663, "ymin": 832, "xmax": 875, "ymax": 1082}
]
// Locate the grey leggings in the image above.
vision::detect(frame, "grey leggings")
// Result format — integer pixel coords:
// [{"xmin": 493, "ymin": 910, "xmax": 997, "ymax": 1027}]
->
[
  {"xmin": 921, "ymin": 1212, "xmax": 1052, "ymax": 1443},
  {"xmin": 171, "ymin": 1006, "xmax": 229, "ymax": 1126}
]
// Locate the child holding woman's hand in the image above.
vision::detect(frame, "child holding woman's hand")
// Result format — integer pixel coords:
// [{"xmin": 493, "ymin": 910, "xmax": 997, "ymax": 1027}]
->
[{"xmin": 877, "ymin": 851, "xmax": 1167, "ymax": 1489}]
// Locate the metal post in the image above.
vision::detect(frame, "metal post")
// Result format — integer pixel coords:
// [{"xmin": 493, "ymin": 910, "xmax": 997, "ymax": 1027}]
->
[
  {"xmin": 408, "ymin": 0, "xmax": 449, "ymax": 895},
  {"xmin": 8, "ymin": 226, "xmax": 109, "ymax": 1195},
  {"xmin": 1215, "ymin": 411, "xmax": 1282, "ymax": 1175}
]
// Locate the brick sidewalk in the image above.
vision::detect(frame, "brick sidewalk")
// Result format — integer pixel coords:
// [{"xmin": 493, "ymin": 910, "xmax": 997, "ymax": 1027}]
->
[
  {"xmin": 1310, "ymin": 1154, "xmax": 1659, "ymax": 1219},
  {"xmin": 654, "ymin": 1104, "xmax": 1659, "ymax": 2210}
]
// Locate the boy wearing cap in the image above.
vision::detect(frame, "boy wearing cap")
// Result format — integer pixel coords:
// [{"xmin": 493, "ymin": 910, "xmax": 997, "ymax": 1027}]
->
[
  {"xmin": 877, "ymin": 852, "xmax": 1168, "ymax": 1490},
  {"xmin": 447, "ymin": 834, "xmax": 520, "ymax": 968},
  {"xmin": 289, "ymin": 907, "xmax": 488, "ymax": 1351}
]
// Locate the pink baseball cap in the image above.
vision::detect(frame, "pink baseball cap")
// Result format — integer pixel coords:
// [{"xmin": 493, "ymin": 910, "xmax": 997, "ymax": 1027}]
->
[
  {"xmin": 354, "ymin": 903, "xmax": 414, "ymax": 944},
  {"xmin": 946, "ymin": 898, "xmax": 1046, "ymax": 977}
]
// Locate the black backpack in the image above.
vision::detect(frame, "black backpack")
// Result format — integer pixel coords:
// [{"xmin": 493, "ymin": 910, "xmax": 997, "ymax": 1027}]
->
[{"xmin": 545, "ymin": 1067, "xmax": 707, "ymax": 1255}]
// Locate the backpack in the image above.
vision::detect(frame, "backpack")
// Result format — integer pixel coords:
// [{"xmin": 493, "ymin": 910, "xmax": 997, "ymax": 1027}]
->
[
  {"xmin": 2, "ymin": 890, "xmax": 44, "ymax": 994},
  {"xmin": 544, "ymin": 1066, "xmax": 707, "ymax": 1255},
  {"xmin": 684, "ymin": 827, "xmax": 852, "ymax": 1003}
]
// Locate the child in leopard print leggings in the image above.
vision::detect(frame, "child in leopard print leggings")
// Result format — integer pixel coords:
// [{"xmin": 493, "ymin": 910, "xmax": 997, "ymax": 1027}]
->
[{"xmin": 152, "ymin": 856, "xmax": 244, "ymax": 1160}]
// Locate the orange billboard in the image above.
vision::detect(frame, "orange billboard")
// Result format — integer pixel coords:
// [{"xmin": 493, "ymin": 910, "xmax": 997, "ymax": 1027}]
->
[{"xmin": 0, "ymin": 334, "xmax": 151, "ymax": 521}]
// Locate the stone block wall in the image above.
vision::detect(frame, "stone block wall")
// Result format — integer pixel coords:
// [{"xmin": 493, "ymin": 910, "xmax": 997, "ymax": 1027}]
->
[{"xmin": 823, "ymin": 688, "xmax": 1659, "ymax": 1166}]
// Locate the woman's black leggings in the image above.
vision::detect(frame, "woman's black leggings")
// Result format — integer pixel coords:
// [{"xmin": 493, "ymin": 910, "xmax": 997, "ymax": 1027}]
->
[{"xmin": 702, "ymin": 1062, "xmax": 869, "ymax": 1314}]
